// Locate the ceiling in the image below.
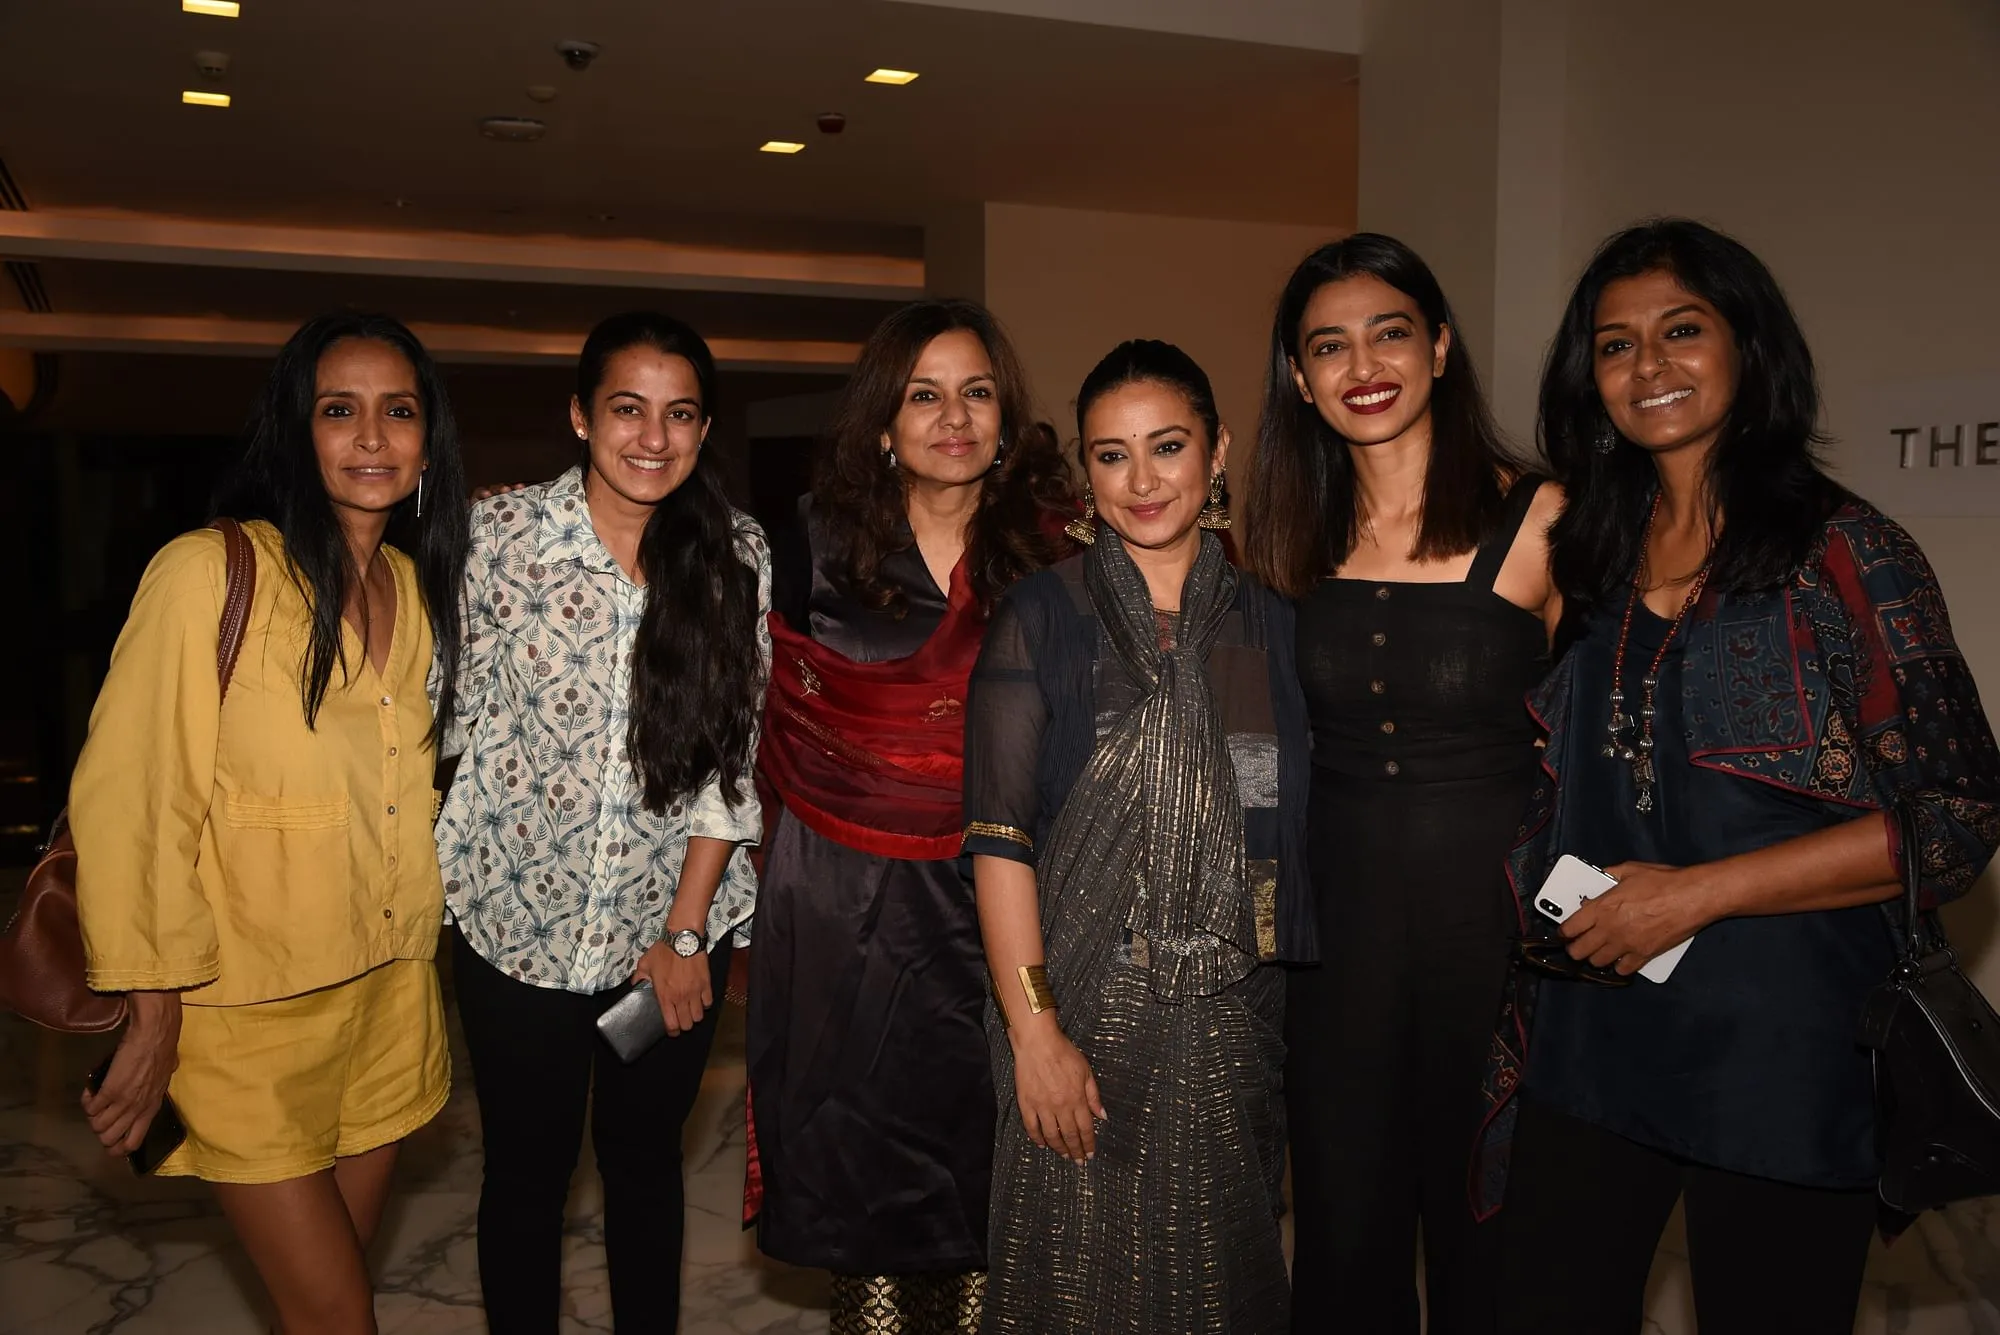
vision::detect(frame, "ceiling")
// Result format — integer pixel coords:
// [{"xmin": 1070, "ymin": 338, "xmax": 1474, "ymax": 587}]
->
[
  {"xmin": 0, "ymin": 0, "xmax": 1358, "ymax": 429},
  {"xmin": 0, "ymin": 0, "xmax": 1357, "ymax": 237}
]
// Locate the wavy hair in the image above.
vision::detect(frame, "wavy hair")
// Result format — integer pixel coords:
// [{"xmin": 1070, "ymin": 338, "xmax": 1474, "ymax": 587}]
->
[
  {"xmin": 578, "ymin": 312, "xmax": 764, "ymax": 812},
  {"xmin": 1542, "ymin": 218, "xmax": 1845, "ymax": 614},
  {"xmin": 814, "ymin": 299, "xmax": 1072, "ymax": 613},
  {"xmin": 1242, "ymin": 233, "xmax": 1517, "ymax": 598},
  {"xmin": 213, "ymin": 313, "xmax": 467, "ymax": 737}
]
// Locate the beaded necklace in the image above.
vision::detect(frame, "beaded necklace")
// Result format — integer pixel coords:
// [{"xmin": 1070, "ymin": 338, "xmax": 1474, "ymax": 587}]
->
[{"xmin": 1603, "ymin": 492, "xmax": 1712, "ymax": 814}]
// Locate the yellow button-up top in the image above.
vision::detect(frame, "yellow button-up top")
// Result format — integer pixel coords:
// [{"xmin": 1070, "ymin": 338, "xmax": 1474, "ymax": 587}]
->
[{"xmin": 71, "ymin": 521, "xmax": 444, "ymax": 1007}]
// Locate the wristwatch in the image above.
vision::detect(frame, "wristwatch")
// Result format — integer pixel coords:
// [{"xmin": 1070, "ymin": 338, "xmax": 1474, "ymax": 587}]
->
[{"xmin": 667, "ymin": 928, "xmax": 704, "ymax": 959}]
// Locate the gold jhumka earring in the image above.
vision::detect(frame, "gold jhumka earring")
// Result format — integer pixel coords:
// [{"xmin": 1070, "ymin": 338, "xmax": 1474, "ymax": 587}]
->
[
  {"xmin": 1198, "ymin": 471, "xmax": 1231, "ymax": 530},
  {"xmin": 1065, "ymin": 489, "xmax": 1098, "ymax": 545}
]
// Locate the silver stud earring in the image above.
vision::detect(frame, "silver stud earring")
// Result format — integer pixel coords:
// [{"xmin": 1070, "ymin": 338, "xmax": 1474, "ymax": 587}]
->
[{"xmin": 883, "ymin": 449, "xmax": 899, "ymax": 470}]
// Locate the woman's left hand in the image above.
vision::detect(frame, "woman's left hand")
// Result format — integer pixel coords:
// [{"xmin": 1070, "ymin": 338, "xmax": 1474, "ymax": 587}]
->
[
  {"xmin": 1561, "ymin": 862, "xmax": 1721, "ymax": 975},
  {"xmin": 632, "ymin": 939, "xmax": 713, "ymax": 1037}
]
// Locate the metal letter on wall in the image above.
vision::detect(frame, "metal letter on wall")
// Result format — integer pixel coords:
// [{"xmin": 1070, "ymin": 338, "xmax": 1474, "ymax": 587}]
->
[{"xmin": 1846, "ymin": 376, "xmax": 2000, "ymax": 517}]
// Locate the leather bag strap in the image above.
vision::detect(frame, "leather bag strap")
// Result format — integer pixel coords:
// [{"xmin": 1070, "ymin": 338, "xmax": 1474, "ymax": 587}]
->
[
  {"xmin": 211, "ymin": 517, "xmax": 256, "ymax": 699},
  {"xmin": 1894, "ymin": 800, "xmax": 1951, "ymax": 966}
]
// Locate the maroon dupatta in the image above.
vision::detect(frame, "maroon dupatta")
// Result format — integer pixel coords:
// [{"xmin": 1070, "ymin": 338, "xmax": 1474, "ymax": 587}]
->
[{"xmin": 757, "ymin": 556, "xmax": 989, "ymax": 862}]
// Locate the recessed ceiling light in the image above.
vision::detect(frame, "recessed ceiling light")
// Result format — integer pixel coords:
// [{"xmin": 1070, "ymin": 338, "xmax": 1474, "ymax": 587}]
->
[
  {"xmin": 759, "ymin": 141, "xmax": 805, "ymax": 155},
  {"xmin": 479, "ymin": 116, "xmax": 547, "ymax": 142},
  {"xmin": 181, "ymin": 90, "xmax": 231, "ymax": 107},
  {"xmin": 183, "ymin": 0, "xmax": 240, "ymax": 15},
  {"xmin": 865, "ymin": 68, "xmax": 919, "ymax": 86}
]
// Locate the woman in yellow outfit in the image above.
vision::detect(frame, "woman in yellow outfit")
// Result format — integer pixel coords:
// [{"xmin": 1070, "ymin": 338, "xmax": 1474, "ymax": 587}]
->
[{"xmin": 68, "ymin": 312, "xmax": 469, "ymax": 1334}]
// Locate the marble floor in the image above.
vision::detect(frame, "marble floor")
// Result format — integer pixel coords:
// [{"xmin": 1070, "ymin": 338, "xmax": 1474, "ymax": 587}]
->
[{"xmin": 6, "ymin": 932, "xmax": 2000, "ymax": 1334}]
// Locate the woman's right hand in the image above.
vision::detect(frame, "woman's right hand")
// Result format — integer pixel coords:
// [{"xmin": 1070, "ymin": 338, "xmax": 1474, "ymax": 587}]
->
[
  {"xmin": 471, "ymin": 482, "xmax": 532, "ymax": 502},
  {"xmin": 1009, "ymin": 1021, "xmax": 1107, "ymax": 1165},
  {"xmin": 80, "ymin": 990, "xmax": 182, "ymax": 1156}
]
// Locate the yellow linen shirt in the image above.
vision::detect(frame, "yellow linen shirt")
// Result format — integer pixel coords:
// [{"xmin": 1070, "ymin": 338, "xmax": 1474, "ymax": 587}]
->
[{"xmin": 71, "ymin": 521, "xmax": 445, "ymax": 1007}]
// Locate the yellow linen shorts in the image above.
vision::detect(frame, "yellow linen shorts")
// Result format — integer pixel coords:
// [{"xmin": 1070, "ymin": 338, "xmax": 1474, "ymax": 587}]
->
[{"xmin": 158, "ymin": 957, "xmax": 450, "ymax": 1184}]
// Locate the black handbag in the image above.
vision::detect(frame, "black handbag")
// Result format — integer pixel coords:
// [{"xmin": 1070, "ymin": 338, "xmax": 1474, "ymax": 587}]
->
[{"xmin": 1857, "ymin": 803, "xmax": 2000, "ymax": 1215}]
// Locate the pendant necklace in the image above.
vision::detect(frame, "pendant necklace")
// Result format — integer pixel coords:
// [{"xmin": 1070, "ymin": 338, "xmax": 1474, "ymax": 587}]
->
[{"xmin": 1604, "ymin": 493, "xmax": 1711, "ymax": 814}]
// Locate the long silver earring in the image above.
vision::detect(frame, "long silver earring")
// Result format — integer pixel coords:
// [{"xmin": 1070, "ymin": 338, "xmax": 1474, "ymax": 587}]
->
[{"xmin": 416, "ymin": 471, "xmax": 425, "ymax": 517}]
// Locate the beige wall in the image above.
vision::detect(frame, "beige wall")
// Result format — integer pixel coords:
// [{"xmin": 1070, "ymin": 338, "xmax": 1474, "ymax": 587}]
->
[
  {"xmin": 1363, "ymin": 0, "xmax": 2000, "ymax": 969},
  {"xmin": 1357, "ymin": 0, "xmax": 1502, "ymax": 390},
  {"xmin": 980, "ymin": 202, "xmax": 1342, "ymax": 461}
]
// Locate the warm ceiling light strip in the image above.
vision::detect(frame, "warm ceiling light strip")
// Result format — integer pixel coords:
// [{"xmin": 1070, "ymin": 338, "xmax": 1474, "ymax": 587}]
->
[
  {"xmin": 759, "ymin": 141, "xmax": 805, "ymax": 155},
  {"xmin": 0, "ymin": 209, "xmax": 927, "ymax": 298},
  {"xmin": 181, "ymin": 90, "xmax": 231, "ymax": 107},
  {"xmin": 0, "ymin": 311, "xmax": 865, "ymax": 371},
  {"xmin": 183, "ymin": 0, "xmax": 241, "ymax": 15},
  {"xmin": 864, "ymin": 68, "xmax": 919, "ymax": 85}
]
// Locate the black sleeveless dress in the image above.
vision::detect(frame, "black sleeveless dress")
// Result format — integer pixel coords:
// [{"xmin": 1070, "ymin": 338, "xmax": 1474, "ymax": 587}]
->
[{"xmin": 1286, "ymin": 478, "xmax": 1550, "ymax": 1335}]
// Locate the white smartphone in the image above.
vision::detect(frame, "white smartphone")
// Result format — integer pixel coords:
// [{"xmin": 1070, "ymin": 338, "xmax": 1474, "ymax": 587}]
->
[{"xmin": 1532, "ymin": 854, "xmax": 1692, "ymax": 984}]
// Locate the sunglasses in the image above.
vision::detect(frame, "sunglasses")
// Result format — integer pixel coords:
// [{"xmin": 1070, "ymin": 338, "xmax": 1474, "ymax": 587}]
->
[{"xmin": 1514, "ymin": 937, "xmax": 1634, "ymax": 988}]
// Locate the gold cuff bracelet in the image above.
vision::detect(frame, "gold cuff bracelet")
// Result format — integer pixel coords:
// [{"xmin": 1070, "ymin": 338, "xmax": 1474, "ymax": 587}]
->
[{"xmin": 1017, "ymin": 964, "xmax": 1056, "ymax": 1015}]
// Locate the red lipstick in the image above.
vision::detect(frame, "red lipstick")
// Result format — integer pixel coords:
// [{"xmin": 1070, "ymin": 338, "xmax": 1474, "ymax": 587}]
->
[{"xmin": 1340, "ymin": 382, "xmax": 1403, "ymax": 415}]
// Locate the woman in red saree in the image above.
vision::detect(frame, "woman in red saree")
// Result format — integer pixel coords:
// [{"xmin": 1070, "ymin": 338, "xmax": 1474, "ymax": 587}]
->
[{"xmin": 747, "ymin": 299, "xmax": 1073, "ymax": 1334}]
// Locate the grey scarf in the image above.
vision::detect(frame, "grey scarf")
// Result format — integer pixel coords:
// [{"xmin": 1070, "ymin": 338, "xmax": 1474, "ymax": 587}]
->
[{"xmin": 1035, "ymin": 529, "xmax": 1260, "ymax": 1009}]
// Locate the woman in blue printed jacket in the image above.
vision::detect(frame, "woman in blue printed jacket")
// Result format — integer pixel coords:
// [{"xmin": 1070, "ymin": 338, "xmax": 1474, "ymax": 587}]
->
[{"xmin": 1482, "ymin": 219, "xmax": 2000, "ymax": 1335}]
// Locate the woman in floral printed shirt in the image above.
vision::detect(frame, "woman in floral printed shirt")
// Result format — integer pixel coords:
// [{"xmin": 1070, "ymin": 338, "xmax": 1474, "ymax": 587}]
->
[{"xmin": 436, "ymin": 311, "xmax": 771, "ymax": 1335}]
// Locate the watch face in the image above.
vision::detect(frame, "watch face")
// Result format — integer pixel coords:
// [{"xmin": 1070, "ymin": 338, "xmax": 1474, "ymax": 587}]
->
[{"xmin": 671, "ymin": 930, "xmax": 701, "ymax": 958}]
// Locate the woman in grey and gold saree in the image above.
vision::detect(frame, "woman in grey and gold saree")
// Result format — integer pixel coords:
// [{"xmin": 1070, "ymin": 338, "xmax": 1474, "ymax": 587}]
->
[{"xmin": 963, "ymin": 340, "xmax": 1317, "ymax": 1334}]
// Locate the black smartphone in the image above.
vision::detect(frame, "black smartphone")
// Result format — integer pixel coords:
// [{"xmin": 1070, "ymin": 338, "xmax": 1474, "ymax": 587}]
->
[{"xmin": 85, "ymin": 1050, "xmax": 188, "ymax": 1176}]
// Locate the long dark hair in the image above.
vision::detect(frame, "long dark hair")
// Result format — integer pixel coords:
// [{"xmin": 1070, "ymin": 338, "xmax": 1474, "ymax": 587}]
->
[
  {"xmin": 213, "ymin": 313, "xmax": 467, "ymax": 736},
  {"xmin": 814, "ymin": 299, "xmax": 1072, "ymax": 613},
  {"xmin": 1075, "ymin": 338, "xmax": 1222, "ymax": 457},
  {"xmin": 1242, "ymin": 233, "xmax": 1516, "ymax": 598},
  {"xmin": 1542, "ymin": 218, "xmax": 1845, "ymax": 614},
  {"xmin": 578, "ymin": 312, "xmax": 763, "ymax": 812}
]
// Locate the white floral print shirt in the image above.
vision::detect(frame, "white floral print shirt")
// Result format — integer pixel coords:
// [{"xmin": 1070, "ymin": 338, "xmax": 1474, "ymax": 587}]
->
[{"xmin": 437, "ymin": 467, "xmax": 771, "ymax": 992}]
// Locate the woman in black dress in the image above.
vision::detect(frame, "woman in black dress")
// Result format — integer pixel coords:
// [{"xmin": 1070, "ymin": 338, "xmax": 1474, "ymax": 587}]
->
[
  {"xmin": 748, "ymin": 299, "xmax": 1072, "ymax": 1333},
  {"xmin": 1242, "ymin": 234, "xmax": 1562, "ymax": 1335},
  {"xmin": 1488, "ymin": 219, "xmax": 1999, "ymax": 1334}
]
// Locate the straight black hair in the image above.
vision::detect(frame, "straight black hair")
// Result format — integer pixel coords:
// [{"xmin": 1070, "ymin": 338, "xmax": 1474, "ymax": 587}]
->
[
  {"xmin": 213, "ymin": 312, "xmax": 467, "ymax": 738},
  {"xmin": 1542, "ymin": 218, "xmax": 1846, "ymax": 613},
  {"xmin": 1243, "ymin": 233, "xmax": 1516, "ymax": 598},
  {"xmin": 578, "ymin": 311, "xmax": 764, "ymax": 813},
  {"xmin": 1074, "ymin": 338, "xmax": 1222, "ymax": 461}
]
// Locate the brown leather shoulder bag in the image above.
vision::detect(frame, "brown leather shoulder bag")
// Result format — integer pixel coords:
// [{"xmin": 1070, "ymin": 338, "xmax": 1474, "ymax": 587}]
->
[{"xmin": 0, "ymin": 519, "xmax": 257, "ymax": 1032}]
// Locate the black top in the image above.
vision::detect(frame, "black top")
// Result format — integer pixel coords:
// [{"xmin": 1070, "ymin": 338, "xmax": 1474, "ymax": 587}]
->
[
  {"xmin": 961, "ymin": 553, "xmax": 1318, "ymax": 963},
  {"xmin": 1297, "ymin": 477, "xmax": 1551, "ymax": 785},
  {"xmin": 771, "ymin": 494, "xmax": 946, "ymax": 663},
  {"xmin": 1525, "ymin": 601, "xmax": 1895, "ymax": 1188}
]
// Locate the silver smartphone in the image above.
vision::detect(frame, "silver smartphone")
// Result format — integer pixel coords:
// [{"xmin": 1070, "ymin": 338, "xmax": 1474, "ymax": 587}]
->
[
  {"xmin": 596, "ymin": 980, "xmax": 667, "ymax": 1063},
  {"xmin": 1534, "ymin": 854, "xmax": 1692, "ymax": 984}
]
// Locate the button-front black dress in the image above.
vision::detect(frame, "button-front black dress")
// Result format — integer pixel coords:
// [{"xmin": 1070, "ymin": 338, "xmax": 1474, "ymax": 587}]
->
[
  {"xmin": 1286, "ymin": 478, "xmax": 1551, "ymax": 1335},
  {"xmin": 746, "ymin": 501, "xmax": 994, "ymax": 1276}
]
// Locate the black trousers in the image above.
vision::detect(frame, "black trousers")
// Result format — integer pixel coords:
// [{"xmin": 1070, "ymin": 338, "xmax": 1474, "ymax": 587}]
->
[
  {"xmin": 1496, "ymin": 1097, "xmax": 1878, "ymax": 1335},
  {"xmin": 1285, "ymin": 781, "xmax": 1515, "ymax": 1334},
  {"xmin": 452, "ymin": 926, "xmax": 733, "ymax": 1335}
]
